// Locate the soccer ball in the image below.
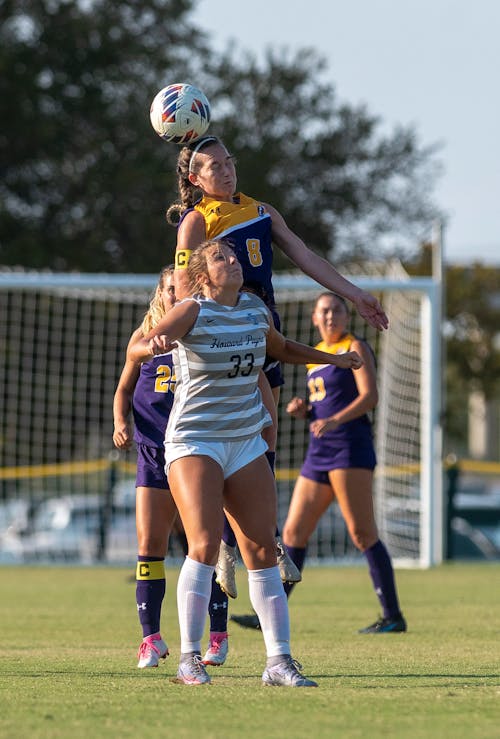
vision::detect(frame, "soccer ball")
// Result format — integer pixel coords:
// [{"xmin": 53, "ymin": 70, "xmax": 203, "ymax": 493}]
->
[{"xmin": 149, "ymin": 83, "xmax": 211, "ymax": 144}]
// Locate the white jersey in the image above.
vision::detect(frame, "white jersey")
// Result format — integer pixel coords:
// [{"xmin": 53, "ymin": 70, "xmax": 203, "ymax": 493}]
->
[{"xmin": 165, "ymin": 291, "xmax": 273, "ymax": 443}]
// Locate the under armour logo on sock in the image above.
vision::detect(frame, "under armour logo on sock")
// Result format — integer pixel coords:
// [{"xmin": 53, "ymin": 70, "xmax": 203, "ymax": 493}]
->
[
  {"xmin": 212, "ymin": 601, "xmax": 228, "ymax": 610},
  {"xmin": 137, "ymin": 602, "xmax": 147, "ymax": 611}
]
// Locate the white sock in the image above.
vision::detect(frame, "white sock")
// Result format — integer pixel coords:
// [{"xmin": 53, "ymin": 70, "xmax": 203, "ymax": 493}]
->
[
  {"xmin": 248, "ymin": 566, "xmax": 290, "ymax": 657},
  {"xmin": 177, "ymin": 556, "xmax": 214, "ymax": 654}
]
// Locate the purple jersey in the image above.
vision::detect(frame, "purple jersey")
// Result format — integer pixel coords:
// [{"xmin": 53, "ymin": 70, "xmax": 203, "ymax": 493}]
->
[
  {"xmin": 132, "ymin": 353, "xmax": 176, "ymax": 447},
  {"xmin": 304, "ymin": 334, "xmax": 375, "ymax": 471}
]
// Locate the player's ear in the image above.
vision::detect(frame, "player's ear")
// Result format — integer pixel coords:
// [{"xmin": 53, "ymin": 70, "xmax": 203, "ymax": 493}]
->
[
  {"xmin": 197, "ymin": 273, "xmax": 209, "ymax": 289},
  {"xmin": 188, "ymin": 172, "xmax": 199, "ymax": 187}
]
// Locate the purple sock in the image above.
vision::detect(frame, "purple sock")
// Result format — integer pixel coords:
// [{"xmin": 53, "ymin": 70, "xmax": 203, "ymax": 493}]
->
[
  {"xmin": 208, "ymin": 572, "xmax": 229, "ymax": 632},
  {"xmin": 136, "ymin": 556, "xmax": 165, "ymax": 637},
  {"xmin": 283, "ymin": 545, "xmax": 307, "ymax": 597},
  {"xmin": 364, "ymin": 540, "xmax": 402, "ymax": 619}
]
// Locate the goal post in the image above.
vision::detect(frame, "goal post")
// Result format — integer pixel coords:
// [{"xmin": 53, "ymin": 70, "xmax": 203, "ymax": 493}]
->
[
  {"xmin": 360, "ymin": 271, "xmax": 443, "ymax": 568},
  {"xmin": 0, "ymin": 264, "xmax": 443, "ymax": 567},
  {"xmin": 271, "ymin": 268, "xmax": 443, "ymax": 568}
]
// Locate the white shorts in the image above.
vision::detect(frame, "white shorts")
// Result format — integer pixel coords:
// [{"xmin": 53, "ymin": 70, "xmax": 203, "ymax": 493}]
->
[{"xmin": 164, "ymin": 435, "xmax": 268, "ymax": 480}]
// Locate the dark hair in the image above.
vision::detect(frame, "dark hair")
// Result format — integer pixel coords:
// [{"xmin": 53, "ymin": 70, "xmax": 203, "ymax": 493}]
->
[
  {"xmin": 165, "ymin": 136, "xmax": 223, "ymax": 226},
  {"xmin": 313, "ymin": 292, "xmax": 348, "ymax": 311}
]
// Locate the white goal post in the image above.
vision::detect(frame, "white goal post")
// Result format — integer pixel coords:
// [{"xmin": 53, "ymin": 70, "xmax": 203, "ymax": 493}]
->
[{"xmin": 0, "ymin": 263, "xmax": 442, "ymax": 567}]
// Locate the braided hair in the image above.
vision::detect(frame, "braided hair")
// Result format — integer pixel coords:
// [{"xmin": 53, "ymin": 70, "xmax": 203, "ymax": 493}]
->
[{"xmin": 165, "ymin": 136, "xmax": 222, "ymax": 225}]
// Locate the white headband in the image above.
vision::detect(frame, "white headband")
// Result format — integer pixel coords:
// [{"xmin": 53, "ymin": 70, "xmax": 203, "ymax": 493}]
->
[{"xmin": 188, "ymin": 136, "xmax": 218, "ymax": 173}]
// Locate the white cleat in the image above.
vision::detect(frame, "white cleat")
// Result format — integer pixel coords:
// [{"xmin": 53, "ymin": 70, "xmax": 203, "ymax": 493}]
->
[
  {"xmin": 173, "ymin": 654, "xmax": 211, "ymax": 685},
  {"xmin": 276, "ymin": 536, "xmax": 302, "ymax": 584},
  {"xmin": 262, "ymin": 656, "xmax": 318, "ymax": 688},
  {"xmin": 215, "ymin": 540, "xmax": 238, "ymax": 599}
]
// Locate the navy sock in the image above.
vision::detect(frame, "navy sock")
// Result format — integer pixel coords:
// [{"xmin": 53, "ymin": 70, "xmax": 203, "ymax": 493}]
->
[
  {"xmin": 222, "ymin": 513, "xmax": 237, "ymax": 547},
  {"xmin": 208, "ymin": 571, "xmax": 229, "ymax": 632},
  {"xmin": 264, "ymin": 452, "xmax": 281, "ymax": 538},
  {"xmin": 283, "ymin": 545, "xmax": 307, "ymax": 597},
  {"xmin": 265, "ymin": 451, "xmax": 276, "ymax": 473},
  {"xmin": 176, "ymin": 531, "xmax": 188, "ymax": 556},
  {"xmin": 364, "ymin": 539, "xmax": 402, "ymax": 619},
  {"xmin": 136, "ymin": 556, "xmax": 165, "ymax": 637}
]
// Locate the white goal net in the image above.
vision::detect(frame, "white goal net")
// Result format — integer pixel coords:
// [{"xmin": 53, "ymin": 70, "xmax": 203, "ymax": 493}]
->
[{"xmin": 0, "ymin": 264, "xmax": 442, "ymax": 567}]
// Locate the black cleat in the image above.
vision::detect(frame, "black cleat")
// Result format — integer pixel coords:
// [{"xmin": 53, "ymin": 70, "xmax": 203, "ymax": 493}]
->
[
  {"xmin": 230, "ymin": 613, "xmax": 261, "ymax": 630},
  {"xmin": 358, "ymin": 614, "xmax": 407, "ymax": 633}
]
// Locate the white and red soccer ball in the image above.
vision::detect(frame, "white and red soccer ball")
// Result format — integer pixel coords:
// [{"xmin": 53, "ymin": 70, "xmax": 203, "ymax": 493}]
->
[{"xmin": 149, "ymin": 83, "xmax": 211, "ymax": 144}]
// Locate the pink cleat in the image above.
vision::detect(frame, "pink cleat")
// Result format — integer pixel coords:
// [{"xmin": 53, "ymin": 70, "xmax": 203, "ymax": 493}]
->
[
  {"xmin": 202, "ymin": 631, "xmax": 229, "ymax": 666},
  {"xmin": 137, "ymin": 633, "xmax": 169, "ymax": 668}
]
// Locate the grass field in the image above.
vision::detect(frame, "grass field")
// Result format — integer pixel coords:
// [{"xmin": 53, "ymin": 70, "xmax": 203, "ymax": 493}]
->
[{"xmin": 1, "ymin": 562, "xmax": 499, "ymax": 739}]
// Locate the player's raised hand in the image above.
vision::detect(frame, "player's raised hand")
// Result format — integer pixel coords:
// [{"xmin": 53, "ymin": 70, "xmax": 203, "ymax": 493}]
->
[
  {"xmin": 354, "ymin": 291, "xmax": 389, "ymax": 331},
  {"xmin": 286, "ymin": 396, "xmax": 308, "ymax": 419}
]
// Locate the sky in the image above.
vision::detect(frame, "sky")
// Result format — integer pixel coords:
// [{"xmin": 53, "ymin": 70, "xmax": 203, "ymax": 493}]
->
[{"xmin": 196, "ymin": 0, "xmax": 500, "ymax": 265}]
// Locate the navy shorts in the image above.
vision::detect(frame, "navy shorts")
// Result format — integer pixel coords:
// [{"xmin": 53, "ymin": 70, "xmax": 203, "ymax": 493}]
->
[
  {"xmin": 300, "ymin": 441, "xmax": 376, "ymax": 483},
  {"xmin": 135, "ymin": 444, "xmax": 169, "ymax": 490},
  {"xmin": 263, "ymin": 359, "xmax": 285, "ymax": 389}
]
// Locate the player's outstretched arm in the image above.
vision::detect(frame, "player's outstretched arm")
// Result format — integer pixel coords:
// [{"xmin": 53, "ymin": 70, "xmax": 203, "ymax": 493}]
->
[
  {"xmin": 266, "ymin": 320, "xmax": 363, "ymax": 370},
  {"xmin": 266, "ymin": 203, "xmax": 388, "ymax": 331}
]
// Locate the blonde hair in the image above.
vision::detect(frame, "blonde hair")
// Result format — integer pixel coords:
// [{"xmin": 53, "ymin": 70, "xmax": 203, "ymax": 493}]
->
[
  {"xmin": 186, "ymin": 240, "xmax": 232, "ymax": 295},
  {"xmin": 141, "ymin": 265, "xmax": 174, "ymax": 333},
  {"xmin": 165, "ymin": 136, "xmax": 224, "ymax": 225}
]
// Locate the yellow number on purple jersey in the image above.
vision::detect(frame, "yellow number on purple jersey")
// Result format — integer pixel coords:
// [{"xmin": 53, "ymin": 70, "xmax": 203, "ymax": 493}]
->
[
  {"xmin": 307, "ymin": 375, "xmax": 326, "ymax": 402},
  {"xmin": 154, "ymin": 365, "xmax": 176, "ymax": 394}
]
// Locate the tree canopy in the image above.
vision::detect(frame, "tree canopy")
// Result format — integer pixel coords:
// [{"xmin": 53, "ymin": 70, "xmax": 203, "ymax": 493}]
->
[
  {"xmin": 1, "ymin": 0, "xmax": 442, "ymax": 272},
  {"xmin": 407, "ymin": 245, "xmax": 500, "ymax": 452}
]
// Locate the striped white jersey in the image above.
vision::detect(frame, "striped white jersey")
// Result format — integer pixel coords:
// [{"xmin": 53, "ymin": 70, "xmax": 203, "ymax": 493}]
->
[{"xmin": 165, "ymin": 291, "xmax": 273, "ymax": 442}]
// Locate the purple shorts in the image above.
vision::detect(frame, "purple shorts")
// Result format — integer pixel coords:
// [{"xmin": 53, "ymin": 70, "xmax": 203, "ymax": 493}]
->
[
  {"xmin": 135, "ymin": 444, "xmax": 169, "ymax": 490},
  {"xmin": 300, "ymin": 441, "xmax": 376, "ymax": 483}
]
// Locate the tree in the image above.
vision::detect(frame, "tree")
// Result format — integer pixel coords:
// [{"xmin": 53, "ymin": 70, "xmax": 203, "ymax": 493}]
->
[
  {"xmin": 1, "ymin": 2, "xmax": 443, "ymax": 272},
  {"xmin": 445, "ymin": 264, "xmax": 500, "ymax": 399},
  {"xmin": 407, "ymin": 244, "xmax": 500, "ymax": 451},
  {"xmin": 207, "ymin": 47, "xmax": 443, "ymax": 269},
  {"xmin": 0, "ymin": 0, "xmax": 207, "ymax": 271}
]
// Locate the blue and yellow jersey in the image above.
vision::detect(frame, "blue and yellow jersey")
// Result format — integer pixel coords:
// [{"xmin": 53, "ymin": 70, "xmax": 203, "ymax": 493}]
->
[{"xmin": 180, "ymin": 192, "xmax": 276, "ymax": 310}]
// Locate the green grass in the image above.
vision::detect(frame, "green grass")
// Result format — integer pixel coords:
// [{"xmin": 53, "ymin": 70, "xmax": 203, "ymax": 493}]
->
[{"xmin": 1, "ymin": 563, "xmax": 499, "ymax": 738}]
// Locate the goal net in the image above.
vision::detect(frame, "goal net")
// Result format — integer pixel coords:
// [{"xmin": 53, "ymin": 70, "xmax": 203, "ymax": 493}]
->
[{"xmin": 0, "ymin": 264, "xmax": 442, "ymax": 567}]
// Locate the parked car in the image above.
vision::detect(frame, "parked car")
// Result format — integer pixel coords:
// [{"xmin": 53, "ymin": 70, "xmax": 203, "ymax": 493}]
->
[
  {"xmin": 0, "ymin": 494, "xmax": 137, "ymax": 564},
  {"xmin": 0, "ymin": 499, "xmax": 33, "ymax": 563},
  {"xmin": 449, "ymin": 487, "xmax": 500, "ymax": 559}
]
